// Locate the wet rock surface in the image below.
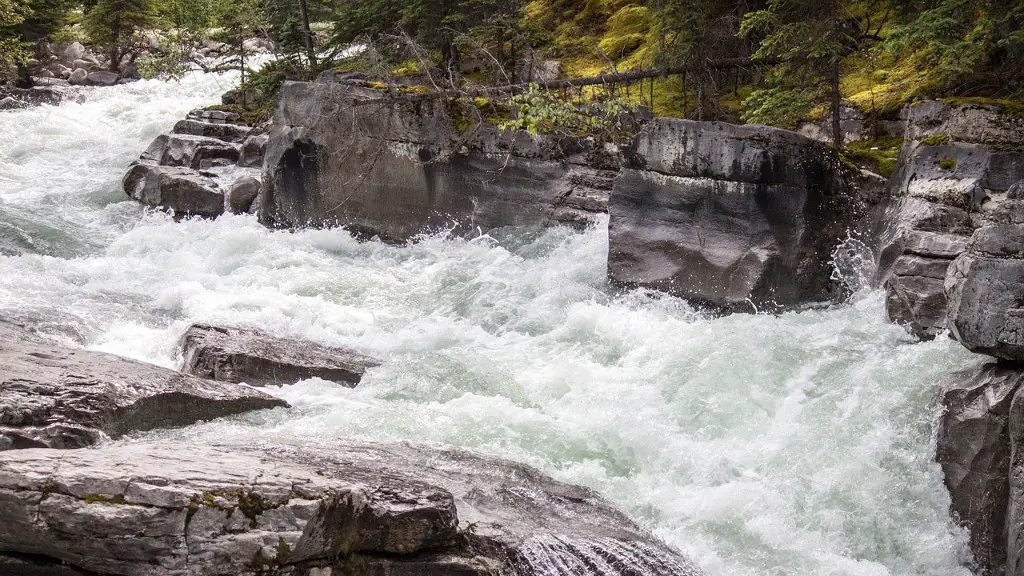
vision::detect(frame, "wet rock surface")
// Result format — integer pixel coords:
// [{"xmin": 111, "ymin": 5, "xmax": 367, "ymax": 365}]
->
[
  {"xmin": 123, "ymin": 109, "xmax": 263, "ymax": 218},
  {"xmin": 0, "ymin": 440, "xmax": 704, "ymax": 576},
  {"xmin": 946, "ymin": 221, "xmax": 1024, "ymax": 361},
  {"xmin": 878, "ymin": 102, "xmax": 1024, "ymax": 339},
  {"xmin": 0, "ymin": 320, "xmax": 287, "ymax": 450},
  {"xmin": 259, "ymin": 81, "xmax": 616, "ymax": 241},
  {"xmin": 123, "ymin": 163, "xmax": 225, "ymax": 218},
  {"xmin": 607, "ymin": 118, "xmax": 868, "ymax": 310},
  {"xmin": 936, "ymin": 364, "xmax": 1024, "ymax": 573},
  {"xmin": 180, "ymin": 324, "xmax": 380, "ymax": 387}
]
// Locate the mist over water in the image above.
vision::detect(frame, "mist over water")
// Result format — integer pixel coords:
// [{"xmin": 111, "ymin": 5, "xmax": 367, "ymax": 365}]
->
[{"xmin": 0, "ymin": 70, "xmax": 985, "ymax": 575}]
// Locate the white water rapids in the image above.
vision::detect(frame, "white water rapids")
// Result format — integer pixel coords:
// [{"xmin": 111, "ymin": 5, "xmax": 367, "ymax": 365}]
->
[{"xmin": 0, "ymin": 70, "xmax": 987, "ymax": 576}]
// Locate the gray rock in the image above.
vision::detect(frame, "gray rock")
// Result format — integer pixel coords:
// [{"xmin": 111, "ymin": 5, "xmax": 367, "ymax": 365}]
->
[
  {"xmin": 172, "ymin": 119, "xmax": 251, "ymax": 143},
  {"xmin": 71, "ymin": 59, "xmax": 95, "ymax": 72},
  {"xmin": 238, "ymin": 133, "xmax": 269, "ymax": 168},
  {"xmin": 180, "ymin": 324, "xmax": 380, "ymax": 387},
  {"xmin": 936, "ymin": 364, "xmax": 1024, "ymax": 573},
  {"xmin": 0, "ymin": 97, "xmax": 25, "ymax": 110},
  {"xmin": 0, "ymin": 323, "xmax": 286, "ymax": 450},
  {"xmin": 57, "ymin": 42, "xmax": 86, "ymax": 63},
  {"xmin": 67, "ymin": 68, "xmax": 87, "ymax": 86},
  {"xmin": 187, "ymin": 108, "xmax": 241, "ymax": 125},
  {"xmin": 607, "ymin": 118, "xmax": 867, "ymax": 310},
  {"xmin": 1004, "ymin": 381, "xmax": 1024, "ymax": 575},
  {"xmin": 876, "ymin": 108, "xmax": 1024, "ymax": 339},
  {"xmin": 225, "ymin": 177, "xmax": 261, "ymax": 214},
  {"xmin": 906, "ymin": 100, "xmax": 1024, "ymax": 149},
  {"xmin": 259, "ymin": 81, "xmax": 614, "ymax": 240},
  {"xmin": 141, "ymin": 134, "xmax": 240, "ymax": 170},
  {"xmin": 946, "ymin": 224, "xmax": 1024, "ymax": 361},
  {"xmin": 122, "ymin": 163, "xmax": 225, "ymax": 218},
  {"xmin": 0, "ymin": 440, "xmax": 703, "ymax": 576}
]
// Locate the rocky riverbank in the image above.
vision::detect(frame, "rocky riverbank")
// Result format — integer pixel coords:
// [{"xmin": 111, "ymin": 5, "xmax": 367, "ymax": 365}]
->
[
  {"xmin": 0, "ymin": 313, "xmax": 703, "ymax": 575},
  {"xmin": 107, "ymin": 74, "xmax": 1024, "ymax": 575}
]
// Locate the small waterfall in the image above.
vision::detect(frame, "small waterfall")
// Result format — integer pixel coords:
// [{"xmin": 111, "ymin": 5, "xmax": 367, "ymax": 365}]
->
[{"xmin": 513, "ymin": 535, "xmax": 706, "ymax": 576}]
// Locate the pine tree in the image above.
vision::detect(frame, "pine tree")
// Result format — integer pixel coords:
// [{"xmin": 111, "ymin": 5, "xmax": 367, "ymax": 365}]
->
[{"xmin": 83, "ymin": 0, "xmax": 158, "ymax": 72}]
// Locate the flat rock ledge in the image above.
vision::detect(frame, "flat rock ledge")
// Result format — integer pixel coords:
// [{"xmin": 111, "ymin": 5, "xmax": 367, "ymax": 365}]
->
[
  {"xmin": 0, "ymin": 322, "xmax": 287, "ymax": 450},
  {"xmin": 0, "ymin": 440, "xmax": 705, "ymax": 576},
  {"xmin": 180, "ymin": 324, "xmax": 381, "ymax": 387}
]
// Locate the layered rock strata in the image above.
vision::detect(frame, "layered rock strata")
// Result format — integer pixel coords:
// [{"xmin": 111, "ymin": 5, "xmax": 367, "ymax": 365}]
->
[
  {"xmin": 0, "ymin": 440, "xmax": 704, "ymax": 576},
  {"xmin": 258, "ymin": 80, "xmax": 618, "ymax": 241},
  {"xmin": 0, "ymin": 320, "xmax": 287, "ymax": 450},
  {"xmin": 180, "ymin": 324, "xmax": 380, "ymax": 387}
]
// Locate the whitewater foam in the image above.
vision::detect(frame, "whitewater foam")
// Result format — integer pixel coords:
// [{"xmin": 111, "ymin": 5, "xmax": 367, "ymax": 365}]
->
[{"xmin": 0, "ymin": 70, "xmax": 984, "ymax": 575}]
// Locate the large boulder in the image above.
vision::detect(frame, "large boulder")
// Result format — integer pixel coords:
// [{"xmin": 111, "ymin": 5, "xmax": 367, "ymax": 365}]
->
[
  {"xmin": 180, "ymin": 324, "xmax": 380, "ymax": 387},
  {"xmin": 877, "ymin": 101, "xmax": 1024, "ymax": 339},
  {"xmin": 57, "ymin": 42, "xmax": 86, "ymax": 63},
  {"xmin": 0, "ymin": 440, "xmax": 703, "ymax": 576},
  {"xmin": 172, "ymin": 119, "xmax": 251, "ymax": 144},
  {"xmin": 141, "ymin": 134, "xmax": 240, "ymax": 170},
  {"xmin": 946, "ymin": 223, "xmax": 1024, "ymax": 361},
  {"xmin": 0, "ymin": 321, "xmax": 286, "ymax": 450},
  {"xmin": 122, "ymin": 163, "xmax": 224, "ymax": 218},
  {"xmin": 85, "ymin": 71, "xmax": 119, "ymax": 87},
  {"xmin": 258, "ymin": 81, "xmax": 616, "ymax": 241},
  {"xmin": 936, "ymin": 364, "xmax": 1024, "ymax": 573},
  {"xmin": 607, "ymin": 118, "xmax": 867, "ymax": 310}
]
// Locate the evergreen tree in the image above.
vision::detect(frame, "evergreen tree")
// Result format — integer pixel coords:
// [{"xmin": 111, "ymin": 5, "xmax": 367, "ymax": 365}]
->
[
  {"xmin": 83, "ymin": 0, "xmax": 159, "ymax": 72},
  {"xmin": 886, "ymin": 0, "xmax": 1024, "ymax": 95},
  {"xmin": 739, "ymin": 0, "xmax": 886, "ymax": 149}
]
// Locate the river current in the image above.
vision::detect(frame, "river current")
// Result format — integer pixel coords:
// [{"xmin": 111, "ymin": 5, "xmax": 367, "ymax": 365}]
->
[{"xmin": 0, "ymin": 69, "xmax": 987, "ymax": 575}]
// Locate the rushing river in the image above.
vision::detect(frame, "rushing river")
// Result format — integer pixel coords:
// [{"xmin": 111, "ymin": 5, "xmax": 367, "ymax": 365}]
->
[{"xmin": 0, "ymin": 70, "xmax": 988, "ymax": 576}]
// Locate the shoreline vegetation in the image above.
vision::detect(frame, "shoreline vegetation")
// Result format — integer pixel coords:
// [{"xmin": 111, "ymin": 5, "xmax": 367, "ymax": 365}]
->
[{"xmin": 2, "ymin": 0, "xmax": 1022, "ymax": 161}]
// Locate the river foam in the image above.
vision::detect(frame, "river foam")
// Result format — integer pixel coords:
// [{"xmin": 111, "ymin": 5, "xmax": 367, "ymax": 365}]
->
[{"xmin": 0, "ymin": 69, "xmax": 984, "ymax": 575}]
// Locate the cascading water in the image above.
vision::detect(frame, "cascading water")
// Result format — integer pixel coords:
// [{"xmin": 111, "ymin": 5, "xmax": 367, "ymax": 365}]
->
[{"xmin": 0, "ymin": 69, "xmax": 987, "ymax": 576}]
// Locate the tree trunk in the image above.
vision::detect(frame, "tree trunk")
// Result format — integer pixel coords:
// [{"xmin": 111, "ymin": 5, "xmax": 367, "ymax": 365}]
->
[
  {"xmin": 296, "ymin": 0, "xmax": 317, "ymax": 70},
  {"xmin": 830, "ymin": 55, "xmax": 842, "ymax": 152},
  {"xmin": 830, "ymin": 0, "xmax": 843, "ymax": 153}
]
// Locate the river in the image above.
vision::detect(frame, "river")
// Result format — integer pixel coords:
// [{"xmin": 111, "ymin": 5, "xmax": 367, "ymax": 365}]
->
[{"xmin": 0, "ymin": 69, "xmax": 985, "ymax": 576}]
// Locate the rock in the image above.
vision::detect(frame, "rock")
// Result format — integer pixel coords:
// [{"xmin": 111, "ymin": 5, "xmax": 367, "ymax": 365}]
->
[
  {"xmin": 607, "ymin": 118, "xmax": 868, "ymax": 310},
  {"xmin": 946, "ymin": 223, "xmax": 1024, "ymax": 361},
  {"xmin": 0, "ymin": 323, "xmax": 286, "ymax": 450},
  {"xmin": 35, "ymin": 69, "xmax": 53, "ymax": 79},
  {"xmin": 85, "ymin": 70, "xmax": 119, "ymax": 86},
  {"xmin": 172, "ymin": 118, "xmax": 251, "ymax": 143},
  {"xmin": 876, "ymin": 102, "xmax": 1024, "ymax": 339},
  {"xmin": 259, "ymin": 81, "xmax": 617, "ymax": 240},
  {"xmin": 225, "ymin": 177, "xmax": 261, "ymax": 214},
  {"xmin": 0, "ymin": 440, "xmax": 703, "ymax": 576},
  {"xmin": 71, "ymin": 59, "xmax": 95, "ymax": 72},
  {"xmin": 907, "ymin": 100, "xmax": 1024, "ymax": 149},
  {"xmin": 0, "ymin": 97, "xmax": 25, "ymax": 110},
  {"xmin": 122, "ymin": 163, "xmax": 225, "ymax": 218},
  {"xmin": 187, "ymin": 108, "xmax": 241, "ymax": 125},
  {"xmin": 120, "ymin": 61, "xmax": 140, "ymax": 80},
  {"xmin": 936, "ymin": 364, "xmax": 1024, "ymax": 573},
  {"xmin": 68, "ymin": 68, "xmax": 87, "ymax": 86},
  {"xmin": 180, "ymin": 324, "xmax": 380, "ymax": 386},
  {"xmin": 57, "ymin": 42, "xmax": 86, "ymax": 63},
  {"xmin": 242, "ymin": 37, "xmax": 274, "ymax": 53},
  {"xmin": 1004, "ymin": 381, "xmax": 1024, "ymax": 575},
  {"xmin": 141, "ymin": 134, "xmax": 241, "ymax": 170},
  {"xmin": 238, "ymin": 133, "xmax": 269, "ymax": 167}
]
